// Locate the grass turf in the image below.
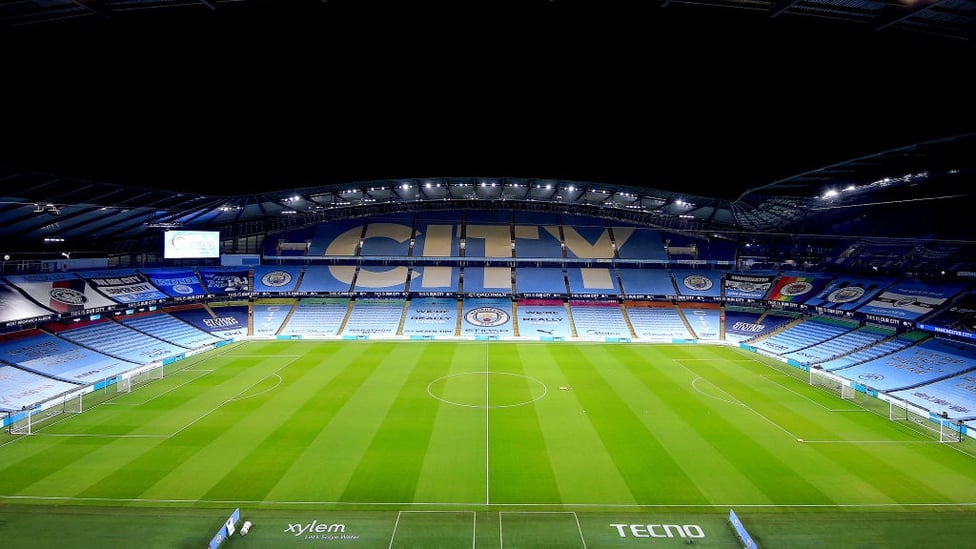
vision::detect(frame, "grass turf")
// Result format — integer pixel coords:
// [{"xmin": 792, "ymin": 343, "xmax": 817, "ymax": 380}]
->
[{"xmin": 1, "ymin": 339, "xmax": 974, "ymax": 548}]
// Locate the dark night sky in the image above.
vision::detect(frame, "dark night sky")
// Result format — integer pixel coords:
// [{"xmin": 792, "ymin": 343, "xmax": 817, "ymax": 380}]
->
[{"xmin": 2, "ymin": 1, "xmax": 973, "ymax": 201}]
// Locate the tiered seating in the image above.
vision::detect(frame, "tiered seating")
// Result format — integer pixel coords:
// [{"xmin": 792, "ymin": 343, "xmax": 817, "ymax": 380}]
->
[
  {"xmin": 834, "ymin": 337, "xmax": 976, "ymax": 391},
  {"xmin": 681, "ymin": 305, "xmax": 722, "ymax": 340},
  {"xmin": 891, "ymin": 369, "xmax": 976, "ymax": 420},
  {"xmin": 253, "ymin": 266, "xmax": 302, "ymax": 293},
  {"xmin": 566, "ymin": 267, "xmax": 621, "ymax": 296},
  {"xmin": 617, "ymin": 268, "xmax": 676, "ymax": 298},
  {"xmin": 0, "ymin": 363, "xmax": 81, "ymax": 412},
  {"xmin": 626, "ymin": 303, "xmax": 693, "ymax": 341},
  {"xmin": 816, "ymin": 330, "xmax": 920, "ymax": 371},
  {"xmin": 400, "ymin": 297, "xmax": 458, "ymax": 337},
  {"xmin": 723, "ymin": 306, "xmax": 767, "ymax": 343},
  {"xmin": 0, "ymin": 329, "xmax": 136, "ymax": 384},
  {"xmin": 122, "ymin": 312, "xmax": 225, "ymax": 349},
  {"xmin": 58, "ymin": 320, "xmax": 187, "ymax": 364},
  {"xmin": 515, "ymin": 267, "xmax": 567, "ymax": 296},
  {"xmin": 341, "ymin": 298, "xmax": 404, "ymax": 337},
  {"xmin": 460, "ymin": 298, "xmax": 515, "ymax": 338},
  {"xmin": 753, "ymin": 317, "xmax": 855, "ymax": 355},
  {"xmin": 252, "ymin": 300, "xmax": 295, "ymax": 336},
  {"xmin": 516, "ymin": 299, "xmax": 572, "ymax": 339},
  {"xmin": 171, "ymin": 304, "xmax": 249, "ymax": 339},
  {"xmin": 784, "ymin": 325, "xmax": 890, "ymax": 366},
  {"xmin": 569, "ymin": 301, "xmax": 631, "ymax": 339},
  {"xmin": 280, "ymin": 298, "xmax": 349, "ymax": 336}
]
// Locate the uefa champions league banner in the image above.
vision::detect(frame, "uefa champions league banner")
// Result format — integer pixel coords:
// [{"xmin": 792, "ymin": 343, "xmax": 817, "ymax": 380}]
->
[
  {"xmin": 0, "ymin": 279, "xmax": 55, "ymax": 323},
  {"xmin": 803, "ymin": 276, "xmax": 891, "ymax": 311},
  {"xmin": 460, "ymin": 298, "xmax": 514, "ymax": 337},
  {"xmin": 77, "ymin": 269, "xmax": 169, "ymax": 303},
  {"xmin": 766, "ymin": 274, "xmax": 831, "ymax": 303},
  {"xmin": 143, "ymin": 270, "xmax": 207, "ymax": 298},
  {"xmin": 4, "ymin": 273, "xmax": 117, "ymax": 314},
  {"xmin": 858, "ymin": 279, "xmax": 968, "ymax": 320},
  {"xmin": 199, "ymin": 268, "xmax": 250, "ymax": 295},
  {"xmin": 723, "ymin": 273, "xmax": 775, "ymax": 300}
]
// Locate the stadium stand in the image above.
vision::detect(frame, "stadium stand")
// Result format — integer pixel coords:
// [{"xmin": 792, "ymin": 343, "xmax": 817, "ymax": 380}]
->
[
  {"xmin": 568, "ymin": 301, "xmax": 632, "ymax": 340},
  {"xmin": 0, "ymin": 329, "xmax": 137, "ymax": 384},
  {"xmin": 279, "ymin": 298, "xmax": 350, "ymax": 337},
  {"xmin": 341, "ymin": 298, "xmax": 405, "ymax": 337},
  {"xmin": 251, "ymin": 299, "xmax": 296, "ymax": 336},
  {"xmin": 833, "ymin": 337, "xmax": 976, "ymax": 392},
  {"xmin": 53, "ymin": 319, "xmax": 187, "ymax": 364},
  {"xmin": 120, "ymin": 311, "xmax": 225, "ymax": 349},
  {"xmin": 401, "ymin": 297, "xmax": 459, "ymax": 338},
  {"xmin": 625, "ymin": 301, "xmax": 695, "ymax": 341}
]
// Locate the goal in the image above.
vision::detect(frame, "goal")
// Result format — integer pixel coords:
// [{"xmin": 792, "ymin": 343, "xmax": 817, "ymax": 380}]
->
[
  {"xmin": 888, "ymin": 397, "xmax": 963, "ymax": 443},
  {"xmin": 809, "ymin": 366, "xmax": 855, "ymax": 400},
  {"xmin": 7, "ymin": 390, "xmax": 84, "ymax": 435},
  {"xmin": 117, "ymin": 363, "xmax": 164, "ymax": 393}
]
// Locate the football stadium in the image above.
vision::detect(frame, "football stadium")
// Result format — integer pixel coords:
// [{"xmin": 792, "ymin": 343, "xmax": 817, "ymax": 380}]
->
[{"xmin": 2, "ymin": 2, "xmax": 976, "ymax": 549}]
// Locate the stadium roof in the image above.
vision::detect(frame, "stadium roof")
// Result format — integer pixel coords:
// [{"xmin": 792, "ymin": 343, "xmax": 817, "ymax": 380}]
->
[
  {"xmin": 1, "ymin": 1, "xmax": 973, "ymax": 259},
  {"xmin": 1, "ymin": 0, "xmax": 974, "ymax": 44},
  {"xmin": 1, "ymin": 132, "xmax": 972, "ymax": 258}
]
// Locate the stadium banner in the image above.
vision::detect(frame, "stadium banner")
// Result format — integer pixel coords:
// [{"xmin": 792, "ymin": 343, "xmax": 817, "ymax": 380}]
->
[
  {"xmin": 671, "ymin": 269, "xmax": 722, "ymax": 297},
  {"xmin": 803, "ymin": 276, "xmax": 891, "ymax": 310},
  {"xmin": 767, "ymin": 274, "xmax": 831, "ymax": 303},
  {"xmin": 199, "ymin": 268, "xmax": 250, "ymax": 296},
  {"xmin": 253, "ymin": 265, "xmax": 302, "ymax": 293},
  {"xmin": 460, "ymin": 298, "xmax": 514, "ymax": 338},
  {"xmin": 0, "ymin": 280, "xmax": 55, "ymax": 325},
  {"xmin": 401, "ymin": 297, "xmax": 459, "ymax": 337},
  {"xmin": 143, "ymin": 269, "xmax": 207, "ymax": 298},
  {"xmin": 173, "ymin": 305, "xmax": 248, "ymax": 338},
  {"xmin": 723, "ymin": 273, "xmax": 774, "ymax": 300},
  {"xmin": 517, "ymin": 298, "xmax": 572, "ymax": 339},
  {"xmin": 856, "ymin": 279, "xmax": 967, "ymax": 320},
  {"xmin": 208, "ymin": 508, "xmax": 240, "ymax": 549},
  {"xmin": 78, "ymin": 270, "xmax": 169, "ymax": 304},
  {"xmin": 915, "ymin": 291, "xmax": 976, "ymax": 340},
  {"xmin": 5, "ymin": 273, "xmax": 117, "ymax": 314}
]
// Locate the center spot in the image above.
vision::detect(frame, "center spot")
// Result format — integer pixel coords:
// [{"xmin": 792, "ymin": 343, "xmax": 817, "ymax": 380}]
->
[{"xmin": 427, "ymin": 371, "xmax": 548, "ymax": 408}]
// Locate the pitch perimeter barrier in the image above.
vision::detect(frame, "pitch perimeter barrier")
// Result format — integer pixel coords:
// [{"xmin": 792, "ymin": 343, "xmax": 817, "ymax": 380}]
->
[
  {"xmin": 728, "ymin": 508, "xmax": 758, "ymax": 548},
  {"xmin": 208, "ymin": 507, "xmax": 240, "ymax": 549}
]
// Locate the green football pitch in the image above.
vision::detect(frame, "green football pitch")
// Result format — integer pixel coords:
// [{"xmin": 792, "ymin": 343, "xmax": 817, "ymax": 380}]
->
[{"xmin": 1, "ymin": 340, "xmax": 975, "ymax": 548}]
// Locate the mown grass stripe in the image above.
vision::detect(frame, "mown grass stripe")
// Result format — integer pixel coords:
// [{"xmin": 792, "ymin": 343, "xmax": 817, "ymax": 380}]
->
[{"xmin": 487, "ymin": 344, "xmax": 561, "ymax": 505}]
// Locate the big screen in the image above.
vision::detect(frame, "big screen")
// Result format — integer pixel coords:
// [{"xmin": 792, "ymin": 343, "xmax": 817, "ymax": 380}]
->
[{"xmin": 163, "ymin": 230, "xmax": 220, "ymax": 259}]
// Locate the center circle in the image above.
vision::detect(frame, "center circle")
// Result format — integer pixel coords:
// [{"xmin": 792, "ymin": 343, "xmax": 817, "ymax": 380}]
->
[{"xmin": 427, "ymin": 371, "xmax": 548, "ymax": 408}]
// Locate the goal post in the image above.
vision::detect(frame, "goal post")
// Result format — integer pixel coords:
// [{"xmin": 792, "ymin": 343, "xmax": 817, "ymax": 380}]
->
[
  {"xmin": 6, "ymin": 390, "xmax": 84, "ymax": 435},
  {"xmin": 117, "ymin": 363, "xmax": 164, "ymax": 394},
  {"xmin": 940, "ymin": 419, "xmax": 963, "ymax": 444},
  {"xmin": 809, "ymin": 366, "xmax": 855, "ymax": 400},
  {"xmin": 887, "ymin": 396, "xmax": 963, "ymax": 443}
]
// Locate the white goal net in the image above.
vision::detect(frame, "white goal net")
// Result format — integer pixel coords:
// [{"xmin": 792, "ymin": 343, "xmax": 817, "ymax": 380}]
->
[
  {"xmin": 809, "ymin": 367, "xmax": 855, "ymax": 400},
  {"xmin": 7, "ymin": 390, "xmax": 84, "ymax": 435},
  {"xmin": 117, "ymin": 363, "xmax": 164, "ymax": 393},
  {"xmin": 888, "ymin": 397, "xmax": 963, "ymax": 443}
]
